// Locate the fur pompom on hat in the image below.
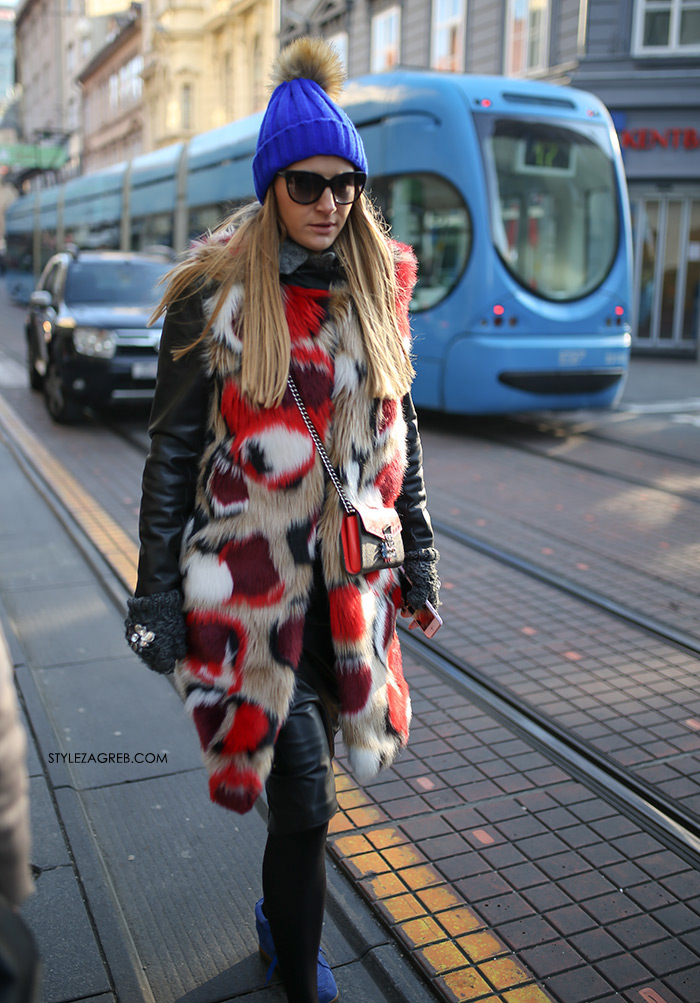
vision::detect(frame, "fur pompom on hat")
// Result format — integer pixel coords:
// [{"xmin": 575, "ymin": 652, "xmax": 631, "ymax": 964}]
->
[{"xmin": 252, "ymin": 37, "xmax": 368, "ymax": 203}]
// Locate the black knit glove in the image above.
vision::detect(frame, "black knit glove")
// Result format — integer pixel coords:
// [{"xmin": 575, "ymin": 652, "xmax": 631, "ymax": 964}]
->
[
  {"xmin": 125, "ymin": 590, "xmax": 187, "ymax": 674},
  {"xmin": 401, "ymin": 547, "xmax": 441, "ymax": 611}
]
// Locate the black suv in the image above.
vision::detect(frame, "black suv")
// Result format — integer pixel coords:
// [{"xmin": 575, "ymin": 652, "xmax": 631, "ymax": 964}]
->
[{"xmin": 26, "ymin": 248, "xmax": 172, "ymax": 422}]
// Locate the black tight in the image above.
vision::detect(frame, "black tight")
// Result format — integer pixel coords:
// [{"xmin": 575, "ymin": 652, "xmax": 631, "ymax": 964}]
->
[{"xmin": 262, "ymin": 822, "xmax": 328, "ymax": 1003}]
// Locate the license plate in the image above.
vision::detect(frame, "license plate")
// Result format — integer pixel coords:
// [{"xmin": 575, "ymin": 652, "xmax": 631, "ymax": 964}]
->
[{"xmin": 131, "ymin": 360, "xmax": 158, "ymax": 380}]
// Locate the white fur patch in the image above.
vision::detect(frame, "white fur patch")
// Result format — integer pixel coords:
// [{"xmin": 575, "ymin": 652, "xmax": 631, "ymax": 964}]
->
[
  {"xmin": 184, "ymin": 551, "xmax": 233, "ymax": 605},
  {"xmin": 208, "ymin": 284, "xmax": 244, "ymax": 352},
  {"xmin": 348, "ymin": 746, "xmax": 381, "ymax": 782},
  {"xmin": 183, "ymin": 686, "xmax": 224, "ymax": 715},
  {"xmin": 334, "ymin": 353, "xmax": 359, "ymax": 395},
  {"xmin": 242, "ymin": 425, "xmax": 314, "ymax": 482}
]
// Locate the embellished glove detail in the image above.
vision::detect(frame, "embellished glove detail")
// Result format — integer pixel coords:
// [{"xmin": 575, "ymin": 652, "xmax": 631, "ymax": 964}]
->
[
  {"xmin": 401, "ymin": 547, "xmax": 441, "ymax": 611},
  {"xmin": 125, "ymin": 590, "xmax": 187, "ymax": 674}
]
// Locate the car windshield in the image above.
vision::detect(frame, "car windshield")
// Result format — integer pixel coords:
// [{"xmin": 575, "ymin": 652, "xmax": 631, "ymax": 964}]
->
[{"xmin": 63, "ymin": 259, "xmax": 169, "ymax": 306}]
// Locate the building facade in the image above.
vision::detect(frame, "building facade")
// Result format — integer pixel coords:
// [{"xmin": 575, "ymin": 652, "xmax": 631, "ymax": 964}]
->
[
  {"xmin": 572, "ymin": 0, "xmax": 700, "ymax": 354},
  {"xmin": 15, "ymin": 0, "xmax": 90, "ymax": 180},
  {"xmin": 280, "ymin": 0, "xmax": 699, "ymax": 353},
  {"xmin": 78, "ymin": 5, "xmax": 144, "ymax": 173},
  {"xmin": 141, "ymin": 0, "xmax": 278, "ymax": 151}
]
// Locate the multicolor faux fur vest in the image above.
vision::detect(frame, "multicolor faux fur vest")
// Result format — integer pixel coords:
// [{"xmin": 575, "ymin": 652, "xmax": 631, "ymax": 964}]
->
[{"xmin": 175, "ymin": 240, "xmax": 418, "ymax": 813}]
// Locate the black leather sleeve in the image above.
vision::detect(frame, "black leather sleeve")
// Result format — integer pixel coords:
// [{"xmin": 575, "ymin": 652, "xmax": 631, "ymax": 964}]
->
[
  {"xmin": 396, "ymin": 393, "xmax": 441, "ymax": 610},
  {"xmin": 396, "ymin": 392, "xmax": 435, "ymax": 553},
  {"xmin": 135, "ymin": 293, "xmax": 211, "ymax": 597}
]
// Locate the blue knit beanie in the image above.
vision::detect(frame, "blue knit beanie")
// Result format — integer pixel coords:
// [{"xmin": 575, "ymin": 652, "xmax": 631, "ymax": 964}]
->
[{"xmin": 253, "ymin": 38, "xmax": 368, "ymax": 204}]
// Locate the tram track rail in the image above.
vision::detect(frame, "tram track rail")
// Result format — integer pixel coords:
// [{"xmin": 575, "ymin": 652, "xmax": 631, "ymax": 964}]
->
[
  {"xmin": 473, "ymin": 420, "xmax": 700, "ymax": 505},
  {"xmin": 400, "ymin": 622, "xmax": 700, "ymax": 868},
  {"xmin": 432, "ymin": 517, "xmax": 700, "ymax": 658}
]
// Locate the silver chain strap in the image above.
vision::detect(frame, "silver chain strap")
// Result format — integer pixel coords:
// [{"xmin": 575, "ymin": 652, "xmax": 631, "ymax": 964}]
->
[{"xmin": 287, "ymin": 375, "xmax": 356, "ymax": 516}]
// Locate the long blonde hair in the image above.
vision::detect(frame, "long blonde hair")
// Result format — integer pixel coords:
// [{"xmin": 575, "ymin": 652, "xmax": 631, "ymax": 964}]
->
[{"xmin": 153, "ymin": 190, "xmax": 415, "ymax": 408}]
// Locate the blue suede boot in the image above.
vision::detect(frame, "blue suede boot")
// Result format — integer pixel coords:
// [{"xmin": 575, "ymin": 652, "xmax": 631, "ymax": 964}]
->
[{"xmin": 255, "ymin": 898, "xmax": 338, "ymax": 1002}]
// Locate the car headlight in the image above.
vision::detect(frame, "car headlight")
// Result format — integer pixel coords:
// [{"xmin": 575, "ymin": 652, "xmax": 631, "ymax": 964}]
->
[{"xmin": 73, "ymin": 327, "xmax": 117, "ymax": 359}]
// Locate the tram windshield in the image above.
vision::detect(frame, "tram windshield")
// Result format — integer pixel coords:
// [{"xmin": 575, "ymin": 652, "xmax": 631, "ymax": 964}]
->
[{"xmin": 475, "ymin": 116, "xmax": 619, "ymax": 301}]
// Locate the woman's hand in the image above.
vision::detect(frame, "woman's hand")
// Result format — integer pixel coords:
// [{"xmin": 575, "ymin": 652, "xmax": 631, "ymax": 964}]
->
[{"xmin": 125, "ymin": 590, "xmax": 187, "ymax": 674}]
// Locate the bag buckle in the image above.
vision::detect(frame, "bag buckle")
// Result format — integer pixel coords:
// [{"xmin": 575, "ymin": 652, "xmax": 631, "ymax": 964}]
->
[{"xmin": 381, "ymin": 525, "xmax": 398, "ymax": 563}]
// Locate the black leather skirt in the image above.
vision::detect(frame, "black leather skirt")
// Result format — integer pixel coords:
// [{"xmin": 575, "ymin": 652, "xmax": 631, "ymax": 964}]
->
[{"xmin": 265, "ymin": 559, "xmax": 340, "ymax": 835}]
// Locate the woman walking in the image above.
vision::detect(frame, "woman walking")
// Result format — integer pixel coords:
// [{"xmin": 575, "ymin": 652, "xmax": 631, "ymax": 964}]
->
[{"xmin": 125, "ymin": 37, "xmax": 440, "ymax": 1003}]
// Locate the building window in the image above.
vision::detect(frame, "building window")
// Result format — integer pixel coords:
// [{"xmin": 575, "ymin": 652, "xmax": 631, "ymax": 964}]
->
[
  {"xmin": 431, "ymin": 0, "xmax": 465, "ymax": 71},
  {"xmin": 371, "ymin": 6, "xmax": 401, "ymax": 72},
  {"xmin": 181, "ymin": 83, "xmax": 192, "ymax": 130},
  {"xmin": 633, "ymin": 0, "xmax": 700, "ymax": 53},
  {"xmin": 504, "ymin": 0, "xmax": 550, "ymax": 75},
  {"xmin": 327, "ymin": 31, "xmax": 348, "ymax": 72}
]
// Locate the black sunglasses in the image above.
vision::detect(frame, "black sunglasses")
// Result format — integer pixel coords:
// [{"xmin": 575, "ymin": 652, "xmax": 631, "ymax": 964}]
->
[{"xmin": 276, "ymin": 170, "xmax": 367, "ymax": 206}]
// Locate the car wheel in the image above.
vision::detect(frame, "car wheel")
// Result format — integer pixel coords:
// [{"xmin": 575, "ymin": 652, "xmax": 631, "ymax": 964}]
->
[
  {"xmin": 26, "ymin": 337, "xmax": 43, "ymax": 391},
  {"xmin": 43, "ymin": 359, "xmax": 84, "ymax": 424}
]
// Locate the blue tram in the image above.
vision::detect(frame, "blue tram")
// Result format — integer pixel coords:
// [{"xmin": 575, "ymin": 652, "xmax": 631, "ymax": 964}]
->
[{"xmin": 5, "ymin": 70, "xmax": 632, "ymax": 415}]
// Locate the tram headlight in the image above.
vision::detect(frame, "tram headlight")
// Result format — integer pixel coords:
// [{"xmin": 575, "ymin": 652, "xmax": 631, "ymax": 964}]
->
[{"xmin": 73, "ymin": 327, "xmax": 117, "ymax": 359}]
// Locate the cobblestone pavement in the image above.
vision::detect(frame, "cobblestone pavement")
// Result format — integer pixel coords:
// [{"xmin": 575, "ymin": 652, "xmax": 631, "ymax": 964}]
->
[{"xmin": 2, "ymin": 280, "xmax": 700, "ymax": 1001}]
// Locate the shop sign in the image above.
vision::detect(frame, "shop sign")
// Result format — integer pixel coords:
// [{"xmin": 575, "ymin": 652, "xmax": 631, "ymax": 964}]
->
[{"xmin": 620, "ymin": 128, "xmax": 700, "ymax": 151}]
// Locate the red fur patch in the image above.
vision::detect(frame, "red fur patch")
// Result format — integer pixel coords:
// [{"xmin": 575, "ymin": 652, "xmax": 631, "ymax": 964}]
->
[
  {"xmin": 284, "ymin": 285, "xmax": 328, "ymax": 344},
  {"xmin": 336, "ymin": 661, "xmax": 372, "ymax": 713},
  {"xmin": 221, "ymin": 702, "xmax": 272, "ymax": 756},
  {"xmin": 377, "ymin": 399, "xmax": 398, "ymax": 435},
  {"xmin": 375, "ymin": 451, "xmax": 405, "ymax": 507},
  {"xmin": 273, "ymin": 615, "xmax": 305, "ymax": 668},
  {"xmin": 192, "ymin": 702, "xmax": 227, "ymax": 749},
  {"xmin": 186, "ymin": 611, "xmax": 246, "ymax": 684},
  {"xmin": 329, "ymin": 585, "xmax": 366, "ymax": 643},
  {"xmin": 209, "ymin": 764, "xmax": 263, "ymax": 814},
  {"xmin": 392, "ymin": 241, "xmax": 418, "ymax": 321},
  {"xmin": 207, "ymin": 456, "xmax": 249, "ymax": 514},
  {"xmin": 386, "ymin": 636, "xmax": 409, "ymax": 739},
  {"xmin": 220, "ymin": 535, "xmax": 284, "ymax": 607}
]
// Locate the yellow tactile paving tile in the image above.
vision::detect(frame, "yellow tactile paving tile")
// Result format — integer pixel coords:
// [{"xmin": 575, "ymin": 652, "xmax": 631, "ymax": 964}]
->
[
  {"xmin": 504, "ymin": 987, "xmax": 558, "ymax": 1003},
  {"xmin": 397, "ymin": 915, "xmax": 445, "ymax": 948},
  {"xmin": 434, "ymin": 906, "xmax": 483, "ymax": 938},
  {"xmin": 397, "ymin": 863, "xmax": 445, "ymax": 891},
  {"xmin": 479, "ymin": 957, "xmax": 531, "ymax": 990},
  {"xmin": 418, "ymin": 939, "xmax": 470, "ymax": 976},
  {"xmin": 345, "ymin": 805, "xmax": 386, "ymax": 826},
  {"xmin": 381, "ymin": 843, "xmax": 426, "ymax": 868},
  {"xmin": 365, "ymin": 826, "xmax": 406, "ymax": 849},
  {"xmin": 377, "ymin": 892, "xmax": 427, "ymax": 923},
  {"xmin": 436, "ymin": 966, "xmax": 494, "ymax": 1001},
  {"xmin": 457, "ymin": 931, "xmax": 507, "ymax": 963},
  {"xmin": 328, "ymin": 765, "xmax": 557, "ymax": 1003},
  {"xmin": 417, "ymin": 885, "xmax": 463, "ymax": 912},
  {"xmin": 343, "ymin": 851, "xmax": 391, "ymax": 879}
]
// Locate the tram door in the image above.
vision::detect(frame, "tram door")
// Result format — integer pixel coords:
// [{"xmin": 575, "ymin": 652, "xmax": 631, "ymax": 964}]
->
[{"xmin": 629, "ymin": 188, "xmax": 700, "ymax": 355}]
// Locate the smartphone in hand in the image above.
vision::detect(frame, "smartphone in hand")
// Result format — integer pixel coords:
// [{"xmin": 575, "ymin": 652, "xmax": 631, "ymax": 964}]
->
[{"xmin": 409, "ymin": 599, "xmax": 443, "ymax": 638}]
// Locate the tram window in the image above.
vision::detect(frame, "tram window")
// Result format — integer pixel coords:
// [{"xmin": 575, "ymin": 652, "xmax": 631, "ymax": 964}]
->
[
  {"xmin": 369, "ymin": 173, "xmax": 471, "ymax": 312},
  {"xmin": 6, "ymin": 232, "xmax": 33, "ymax": 273},
  {"xmin": 131, "ymin": 212, "xmax": 173, "ymax": 252},
  {"xmin": 188, "ymin": 201, "xmax": 243, "ymax": 241},
  {"xmin": 475, "ymin": 116, "xmax": 619, "ymax": 301}
]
